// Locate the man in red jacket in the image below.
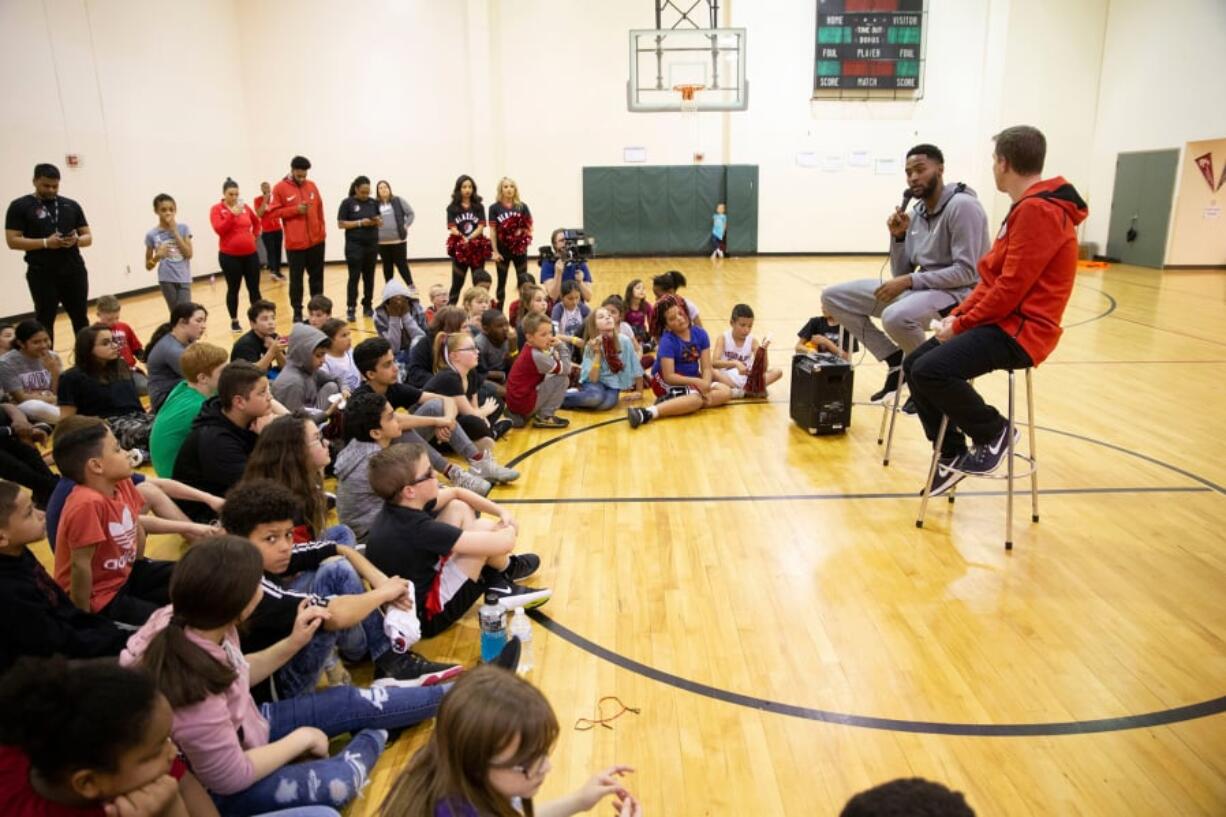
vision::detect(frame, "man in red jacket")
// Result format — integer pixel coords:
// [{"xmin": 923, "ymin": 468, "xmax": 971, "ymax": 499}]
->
[
  {"xmin": 903, "ymin": 125, "xmax": 1088, "ymax": 495},
  {"xmin": 267, "ymin": 155, "xmax": 326, "ymax": 322}
]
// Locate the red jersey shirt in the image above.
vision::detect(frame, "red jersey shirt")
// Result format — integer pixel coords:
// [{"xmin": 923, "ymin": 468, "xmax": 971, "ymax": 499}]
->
[{"xmin": 106, "ymin": 320, "xmax": 143, "ymax": 368}]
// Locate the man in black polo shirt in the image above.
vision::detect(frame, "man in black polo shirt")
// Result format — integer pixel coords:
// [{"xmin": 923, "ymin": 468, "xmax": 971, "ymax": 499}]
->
[{"xmin": 5, "ymin": 163, "xmax": 92, "ymax": 345}]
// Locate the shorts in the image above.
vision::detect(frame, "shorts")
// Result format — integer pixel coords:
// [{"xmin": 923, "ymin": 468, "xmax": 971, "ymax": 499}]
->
[
  {"xmin": 649, "ymin": 371, "xmax": 698, "ymax": 399},
  {"xmin": 723, "ymin": 369, "xmax": 748, "ymax": 389},
  {"xmin": 420, "ymin": 558, "xmax": 484, "ymax": 639}
]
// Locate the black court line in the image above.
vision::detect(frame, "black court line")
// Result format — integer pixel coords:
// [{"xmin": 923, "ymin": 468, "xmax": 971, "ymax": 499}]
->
[
  {"xmin": 505, "ymin": 409, "xmax": 1226, "ymax": 735},
  {"xmin": 499, "ymin": 485, "xmax": 1210, "ymax": 506},
  {"xmin": 1061, "ymin": 284, "xmax": 1117, "ymax": 328},
  {"xmin": 528, "ymin": 610, "xmax": 1226, "ymax": 736}
]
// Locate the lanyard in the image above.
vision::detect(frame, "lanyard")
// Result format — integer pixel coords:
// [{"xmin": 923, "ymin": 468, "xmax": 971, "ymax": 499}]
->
[{"xmin": 41, "ymin": 197, "xmax": 59, "ymax": 233}]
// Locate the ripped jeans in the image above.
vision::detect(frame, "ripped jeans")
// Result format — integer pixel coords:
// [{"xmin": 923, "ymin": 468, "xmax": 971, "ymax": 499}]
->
[{"xmin": 211, "ymin": 683, "xmax": 446, "ymax": 816}]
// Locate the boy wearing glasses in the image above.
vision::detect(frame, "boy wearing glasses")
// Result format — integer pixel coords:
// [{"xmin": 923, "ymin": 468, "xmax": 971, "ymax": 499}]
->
[{"xmin": 365, "ymin": 443, "xmax": 549, "ymax": 640}]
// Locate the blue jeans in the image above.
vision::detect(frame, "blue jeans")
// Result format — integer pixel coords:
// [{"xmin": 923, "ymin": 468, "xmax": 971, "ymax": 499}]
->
[
  {"xmin": 563, "ymin": 381, "xmax": 621, "ymax": 411},
  {"xmin": 320, "ymin": 524, "xmax": 357, "ymax": 547},
  {"xmin": 211, "ymin": 684, "xmax": 446, "ymax": 816},
  {"xmin": 273, "ymin": 559, "xmax": 392, "ymax": 698}
]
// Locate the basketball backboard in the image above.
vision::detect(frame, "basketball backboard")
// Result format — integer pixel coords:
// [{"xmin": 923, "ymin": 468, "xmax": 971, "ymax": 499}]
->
[{"xmin": 627, "ymin": 28, "xmax": 748, "ymax": 111}]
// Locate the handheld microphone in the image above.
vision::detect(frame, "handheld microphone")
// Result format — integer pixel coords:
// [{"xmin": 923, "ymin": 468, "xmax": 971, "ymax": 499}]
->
[{"xmin": 898, "ymin": 188, "xmax": 914, "ymax": 213}]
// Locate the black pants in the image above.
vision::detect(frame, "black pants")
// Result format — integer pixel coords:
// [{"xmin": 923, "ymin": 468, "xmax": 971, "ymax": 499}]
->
[
  {"xmin": 99, "ymin": 558, "xmax": 175, "ymax": 626},
  {"xmin": 494, "ymin": 252, "xmax": 530, "ymax": 306},
  {"xmin": 345, "ymin": 243, "xmax": 378, "ymax": 312},
  {"xmin": 261, "ymin": 230, "xmax": 283, "ymax": 275},
  {"xmin": 0, "ymin": 434, "xmax": 58, "ymax": 507},
  {"xmin": 287, "ymin": 241, "xmax": 326, "ymax": 318},
  {"xmin": 448, "ymin": 261, "xmax": 484, "ymax": 304},
  {"xmin": 379, "ymin": 242, "xmax": 413, "ymax": 286},
  {"xmin": 26, "ymin": 263, "xmax": 89, "ymax": 346},
  {"xmin": 219, "ymin": 251, "xmax": 262, "ymax": 320},
  {"xmin": 903, "ymin": 325, "xmax": 1033, "ymax": 458}
]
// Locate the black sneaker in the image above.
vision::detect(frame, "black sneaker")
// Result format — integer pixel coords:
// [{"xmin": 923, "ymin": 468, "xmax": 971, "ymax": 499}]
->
[
  {"xmin": 363, "ymin": 307, "xmax": 375, "ymax": 318},
  {"xmin": 230, "ymin": 319, "xmax": 242, "ymax": 333},
  {"xmin": 922, "ymin": 455, "xmax": 966, "ymax": 497},
  {"xmin": 532, "ymin": 414, "xmax": 569, "ymax": 429},
  {"xmin": 626, "ymin": 407, "xmax": 650, "ymax": 429},
  {"xmin": 271, "ymin": 272, "xmax": 287, "ymax": 282},
  {"xmin": 491, "ymin": 418, "xmax": 514, "ymax": 439},
  {"xmin": 346, "ymin": 308, "xmax": 357, "ymax": 322},
  {"xmin": 503, "ymin": 553, "xmax": 540, "ymax": 581},
  {"xmin": 491, "ymin": 635, "xmax": 521, "ymax": 671},
  {"xmin": 372, "ymin": 651, "xmax": 464, "ymax": 687},
  {"xmin": 901, "ymin": 397, "xmax": 918, "ymax": 415},
  {"xmin": 483, "ymin": 576, "xmax": 551, "ymax": 609},
  {"xmin": 960, "ymin": 424, "xmax": 1019, "ymax": 476},
  {"xmin": 870, "ymin": 352, "xmax": 904, "ymax": 403}
]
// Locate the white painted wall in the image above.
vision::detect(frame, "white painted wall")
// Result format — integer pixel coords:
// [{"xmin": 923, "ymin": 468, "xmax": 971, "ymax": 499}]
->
[{"xmin": 3, "ymin": 0, "xmax": 1224, "ymax": 318}]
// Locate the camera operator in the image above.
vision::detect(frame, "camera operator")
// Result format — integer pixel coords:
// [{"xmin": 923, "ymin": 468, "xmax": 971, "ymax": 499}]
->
[{"xmin": 539, "ymin": 228, "xmax": 593, "ymax": 303}]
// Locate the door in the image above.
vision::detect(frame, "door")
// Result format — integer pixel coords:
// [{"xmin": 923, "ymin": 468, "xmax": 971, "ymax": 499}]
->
[
  {"xmin": 1105, "ymin": 149, "xmax": 1178, "ymax": 268},
  {"xmin": 725, "ymin": 165, "xmax": 759, "ymax": 254}
]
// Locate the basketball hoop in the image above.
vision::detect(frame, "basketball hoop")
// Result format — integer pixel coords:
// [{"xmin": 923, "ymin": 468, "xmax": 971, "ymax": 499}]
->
[{"xmin": 673, "ymin": 83, "xmax": 705, "ymax": 113}]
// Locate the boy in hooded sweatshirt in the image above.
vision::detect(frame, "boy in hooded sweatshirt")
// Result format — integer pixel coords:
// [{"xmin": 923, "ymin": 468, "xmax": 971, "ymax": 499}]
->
[
  {"xmin": 374, "ymin": 279, "xmax": 426, "ymax": 364},
  {"xmin": 270, "ymin": 322, "xmax": 347, "ymax": 421}
]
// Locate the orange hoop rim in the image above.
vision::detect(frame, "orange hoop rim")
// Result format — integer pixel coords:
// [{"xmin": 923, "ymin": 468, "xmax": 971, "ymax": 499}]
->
[{"xmin": 672, "ymin": 84, "xmax": 706, "ymax": 102}]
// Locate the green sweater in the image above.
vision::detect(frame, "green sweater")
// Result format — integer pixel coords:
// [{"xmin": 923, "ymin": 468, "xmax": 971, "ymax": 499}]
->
[{"xmin": 150, "ymin": 381, "xmax": 207, "ymax": 477}]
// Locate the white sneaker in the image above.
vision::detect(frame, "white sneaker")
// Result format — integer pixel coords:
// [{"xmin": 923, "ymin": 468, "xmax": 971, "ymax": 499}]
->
[
  {"xmin": 451, "ymin": 468, "xmax": 492, "ymax": 496},
  {"xmin": 731, "ymin": 387, "xmax": 745, "ymax": 399},
  {"xmin": 472, "ymin": 454, "xmax": 520, "ymax": 484}
]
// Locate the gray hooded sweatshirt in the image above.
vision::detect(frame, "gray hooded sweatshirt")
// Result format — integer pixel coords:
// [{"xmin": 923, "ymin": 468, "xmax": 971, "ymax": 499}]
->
[
  {"xmin": 270, "ymin": 323, "xmax": 340, "ymax": 418},
  {"xmin": 334, "ymin": 439, "xmax": 383, "ymax": 541},
  {"xmin": 374, "ymin": 278, "xmax": 427, "ymax": 356},
  {"xmin": 889, "ymin": 182, "xmax": 990, "ymax": 297}
]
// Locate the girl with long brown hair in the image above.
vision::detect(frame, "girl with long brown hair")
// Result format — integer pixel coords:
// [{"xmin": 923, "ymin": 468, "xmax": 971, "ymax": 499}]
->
[{"xmin": 380, "ymin": 665, "xmax": 642, "ymax": 817}]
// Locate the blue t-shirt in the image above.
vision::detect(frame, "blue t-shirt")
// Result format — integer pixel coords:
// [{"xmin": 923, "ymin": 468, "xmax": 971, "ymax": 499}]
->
[
  {"xmin": 539, "ymin": 259, "xmax": 591, "ymax": 284},
  {"xmin": 46, "ymin": 473, "xmax": 146, "ymax": 551},
  {"xmin": 144, "ymin": 223, "xmax": 192, "ymax": 283},
  {"xmin": 653, "ymin": 326, "xmax": 710, "ymax": 379},
  {"xmin": 712, "ymin": 213, "xmax": 727, "ymax": 239}
]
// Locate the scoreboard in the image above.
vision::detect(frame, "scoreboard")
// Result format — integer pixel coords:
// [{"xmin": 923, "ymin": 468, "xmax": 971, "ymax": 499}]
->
[{"xmin": 813, "ymin": 0, "xmax": 925, "ymax": 94}]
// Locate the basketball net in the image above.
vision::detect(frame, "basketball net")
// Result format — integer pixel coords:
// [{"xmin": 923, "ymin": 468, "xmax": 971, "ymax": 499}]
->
[{"xmin": 674, "ymin": 84, "xmax": 704, "ymax": 162}]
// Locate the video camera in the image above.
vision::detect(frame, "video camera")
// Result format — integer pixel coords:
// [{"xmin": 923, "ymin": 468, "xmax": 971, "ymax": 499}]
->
[{"xmin": 539, "ymin": 228, "xmax": 595, "ymax": 266}]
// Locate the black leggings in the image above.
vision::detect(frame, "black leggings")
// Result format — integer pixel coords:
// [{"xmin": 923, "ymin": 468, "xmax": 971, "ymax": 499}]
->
[
  {"xmin": 345, "ymin": 243, "xmax": 378, "ymax": 311},
  {"xmin": 219, "ymin": 252, "xmax": 262, "ymax": 320},
  {"xmin": 261, "ymin": 230, "xmax": 283, "ymax": 275},
  {"xmin": 379, "ymin": 242, "xmax": 413, "ymax": 286},
  {"xmin": 495, "ymin": 252, "xmax": 530, "ymax": 306},
  {"xmin": 448, "ymin": 261, "xmax": 484, "ymax": 304}
]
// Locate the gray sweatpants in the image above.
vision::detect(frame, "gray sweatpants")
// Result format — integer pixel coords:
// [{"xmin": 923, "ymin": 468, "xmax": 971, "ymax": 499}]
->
[
  {"xmin": 411, "ymin": 397, "xmax": 479, "ymax": 462},
  {"xmin": 821, "ymin": 279, "xmax": 966, "ymax": 361},
  {"xmin": 532, "ymin": 372, "xmax": 569, "ymax": 417}
]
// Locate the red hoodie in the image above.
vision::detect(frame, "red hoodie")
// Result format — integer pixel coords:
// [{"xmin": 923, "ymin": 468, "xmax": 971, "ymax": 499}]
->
[
  {"xmin": 951, "ymin": 177, "xmax": 1088, "ymax": 366},
  {"xmin": 267, "ymin": 176, "xmax": 326, "ymax": 251}
]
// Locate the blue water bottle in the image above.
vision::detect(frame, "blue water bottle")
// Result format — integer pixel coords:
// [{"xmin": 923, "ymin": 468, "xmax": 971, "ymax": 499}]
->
[{"xmin": 479, "ymin": 593, "xmax": 508, "ymax": 662}]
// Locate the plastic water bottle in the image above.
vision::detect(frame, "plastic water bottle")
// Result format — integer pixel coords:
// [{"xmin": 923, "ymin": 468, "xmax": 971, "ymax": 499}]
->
[
  {"xmin": 478, "ymin": 593, "xmax": 507, "ymax": 662},
  {"xmin": 509, "ymin": 607, "xmax": 533, "ymax": 673}
]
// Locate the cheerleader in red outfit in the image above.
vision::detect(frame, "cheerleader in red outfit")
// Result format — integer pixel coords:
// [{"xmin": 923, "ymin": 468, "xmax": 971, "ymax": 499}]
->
[
  {"xmin": 445, "ymin": 175, "xmax": 492, "ymax": 304},
  {"xmin": 488, "ymin": 177, "xmax": 534, "ymax": 309}
]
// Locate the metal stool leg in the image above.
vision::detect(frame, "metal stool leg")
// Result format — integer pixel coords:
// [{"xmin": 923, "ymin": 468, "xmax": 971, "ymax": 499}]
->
[
  {"xmin": 1005, "ymin": 370, "xmax": 1016, "ymax": 551},
  {"xmin": 882, "ymin": 378, "xmax": 904, "ymax": 466},
  {"xmin": 916, "ymin": 415, "xmax": 949, "ymax": 528},
  {"xmin": 1026, "ymin": 368, "xmax": 1039, "ymax": 523}
]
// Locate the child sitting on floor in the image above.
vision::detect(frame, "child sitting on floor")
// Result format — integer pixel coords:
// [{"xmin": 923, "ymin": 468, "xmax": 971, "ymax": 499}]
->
[
  {"xmin": 365, "ymin": 443, "xmax": 550, "ymax": 640},
  {"xmin": 461, "ymin": 286, "xmax": 493, "ymax": 335},
  {"xmin": 549, "ymin": 280, "xmax": 590, "ymax": 363},
  {"xmin": 506, "ymin": 314, "xmax": 572, "ymax": 429},
  {"xmin": 475, "ymin": 309, "xmax": 515, "ymax": 399},
  {"xmin": 563, "ymin": 305, "xmax": 644, "ymax": 412},
  {"xmin": 320, "ymin": 317, "xmax": 362, "ymax": 391},
  {"xmin": 712, "ymin": 303, "xmax": 783, "ymax": 398},
  {"xmin": 627, "ymin": 294, "xmax": 731, "ymax": 429},
  {"xmin": 307, "ymin": 294, "xmax": 334, "ymax": 329}
]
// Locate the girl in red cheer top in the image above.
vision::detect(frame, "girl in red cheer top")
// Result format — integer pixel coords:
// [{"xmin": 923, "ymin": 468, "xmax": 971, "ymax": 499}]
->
[
  {"xmin": 209, "ymin": 179, "xmax": 262, "ymax": 333},
  {"xmin": 488, "ymin": 177, "xmax": 533, "ymax": 309},
  {"xmin": 445, "ymin": 175, "xmax": 492, "ymax": 306}
]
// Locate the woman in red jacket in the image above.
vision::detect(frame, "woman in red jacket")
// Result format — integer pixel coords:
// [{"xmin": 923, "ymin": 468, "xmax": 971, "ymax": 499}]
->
[{"xmin": 210, "ymin": 178, "xmax": 262, "ymax": 332}]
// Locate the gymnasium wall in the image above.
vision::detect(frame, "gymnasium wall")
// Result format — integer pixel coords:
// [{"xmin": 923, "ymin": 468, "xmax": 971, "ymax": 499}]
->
[{"xmin": 2, "ymin": 0, "xmax": 1224, "ymax": 318}]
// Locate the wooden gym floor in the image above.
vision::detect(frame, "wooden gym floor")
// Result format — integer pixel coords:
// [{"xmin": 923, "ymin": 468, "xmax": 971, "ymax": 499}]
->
[{"xmin": 30, "ymin": 254, "xmax": 1226, "ymax": 816}]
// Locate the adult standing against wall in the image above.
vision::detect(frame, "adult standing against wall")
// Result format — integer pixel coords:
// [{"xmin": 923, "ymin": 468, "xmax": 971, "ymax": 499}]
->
[
  {"xmin": 375, "ymin": 180, "xmax": 415, "ymax": 288},
  {"xmin": 268, "ymin": 155, "xmax": 326, "ymax": 323},
  {"xmin": 445, "ymin": 174, "xmax": 491, "ymax": 304},
  {"xmin": 4, "ymin": 163, "xmax": 92, "ymax": 346},
  {"xmin": 254, "ymin": 180, "xmax": 285, "ymax": 282},
  {"xmin": 338, "ymin": 175, "xmax": 382, "ymax": 322},
  {"xmin": 489, "ymin": 177, "xmax": 534, "ymax": 309},
  {"xmin": 210, "ymin": 178, "xmax": 262, "ymax": 333}
]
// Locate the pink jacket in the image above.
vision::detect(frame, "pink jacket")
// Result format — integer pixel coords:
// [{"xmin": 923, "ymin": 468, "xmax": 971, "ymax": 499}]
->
[{"xmin": 120, "ymin": 606, "xmax": 270, "ymax": 794}]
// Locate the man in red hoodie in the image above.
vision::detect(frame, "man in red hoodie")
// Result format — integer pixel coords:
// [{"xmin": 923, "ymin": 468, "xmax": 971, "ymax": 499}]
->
[
  {"xmin": 267, "ymin": 155, "xmax": 326, "ymax": 323},
  {"xmin": 904, "ymin": 125, "xmax": 1088, "ymax": 495}
]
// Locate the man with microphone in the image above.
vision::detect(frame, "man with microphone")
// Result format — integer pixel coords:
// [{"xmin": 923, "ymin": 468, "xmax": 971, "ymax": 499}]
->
[{"xmin": 822, "ymin": 144, "xmax": 989, "ymax": 407}]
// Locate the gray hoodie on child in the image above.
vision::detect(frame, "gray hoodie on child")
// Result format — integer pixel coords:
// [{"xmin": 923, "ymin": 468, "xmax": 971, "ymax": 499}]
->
[
  {"xmin": 888, "ymin": 182, "xmax": 990, "ymax": 298},
  {"xmin": 270, "ymin": 323, "xmax": 341, "ymax": 419},
  {"xmin": 334, "ymin": 439, "xmax": 383, "ymax": 541}
]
